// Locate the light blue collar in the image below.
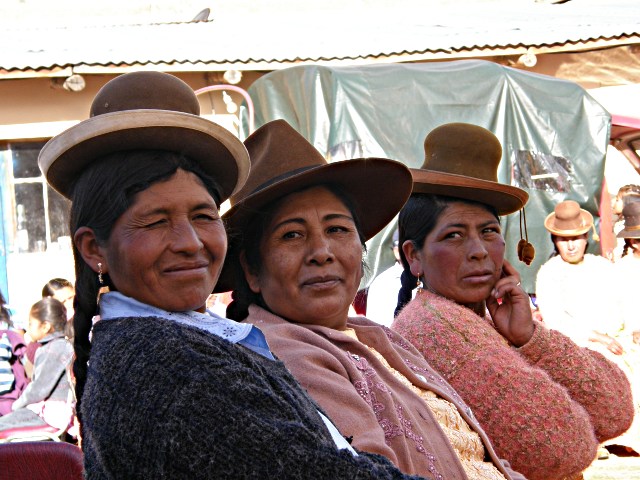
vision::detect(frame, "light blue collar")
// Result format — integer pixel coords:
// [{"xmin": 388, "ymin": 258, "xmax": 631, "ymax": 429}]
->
[{"xmin": 99, "ymin": 292, "xmax": 273, "ymax": 359}]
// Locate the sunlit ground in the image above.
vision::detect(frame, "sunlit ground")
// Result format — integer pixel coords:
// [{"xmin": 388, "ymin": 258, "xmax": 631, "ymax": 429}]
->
[{"xmin": 583, "ymin": 448, "xmax": 640, "ymax": 480}]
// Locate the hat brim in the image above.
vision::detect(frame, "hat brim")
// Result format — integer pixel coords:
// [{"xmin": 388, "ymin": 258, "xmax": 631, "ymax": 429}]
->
[
  {"xmin": 616, "ymin": 227, "xmax": 640, "ymax": 239},
  {"xmin": 39, "ymin": 110, "xmax": 250, "ymax": 201},
  {"xmin": 214, "ymin": 158, "xmax": 413, "ymax": 292},
  {"xmin": 411, "ymin": 169, "xmax": 528, "ymax": 215},
  {"xmin": 544, "ymin": 210, "xmax": 593, "ymax": 236}
]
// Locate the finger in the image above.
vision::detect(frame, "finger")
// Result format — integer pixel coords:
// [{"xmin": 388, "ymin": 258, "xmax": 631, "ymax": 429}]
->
[{"xmin": 501, "ymin": 259, "xmax": 521, "ymax": 282}]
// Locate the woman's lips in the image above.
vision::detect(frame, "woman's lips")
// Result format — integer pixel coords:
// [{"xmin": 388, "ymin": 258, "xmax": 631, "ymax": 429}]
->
[
  {"xmin": 302, "ymin": 275, "xmax": 341, "ymax": 290},
  {"xmin": 463, "ymin": 270, "xmax": 494, "ymax": 284},
  {"xmin": 164, "ymin": 261, "xmax": 209, "ymax": 274}
]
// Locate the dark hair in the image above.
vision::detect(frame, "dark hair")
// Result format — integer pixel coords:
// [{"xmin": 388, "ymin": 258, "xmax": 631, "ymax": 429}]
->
[
  {"xmin": 0, "ymin": 290, "xmax": 11, "ymax": 328},
  {"xmin": 29, "ymin": 297, "xmax": 68, "ymax": 333},
  {"xmin": 622, "ymin": 238, "xmax": 633, "ymax": 258},
  {"xmin": 70, "ymin": 150, "xmax": 222, "ymax": 419},
  {"xmin": 226, "ymin": 183, "xmax": 367, "ymax": 321},
  {"xmin": 42, "ymin": 277, "xmax": 74, "ymax": 298},
  {"xmin": 395, "ymin": 193, "xmax": 498, "ymax": 316}
]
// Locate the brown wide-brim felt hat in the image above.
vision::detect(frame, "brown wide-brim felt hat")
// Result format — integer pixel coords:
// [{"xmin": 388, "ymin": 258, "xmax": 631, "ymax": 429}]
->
[
  {"xmin": 411, "ymin": 123, "xmax": 528, "ymax": 215},
  {"xmin": 214, "ymin": 119, "xmax": 413, "ymax": 293},
  {"xmin": 617, "ymin": 199, "xmax": 640, "ymax": 239},
  {"xmin": 38, "ymin": 71, "xmax": 250, "ymax": 201},
  {"xmin": 544, "ymin": 200, "xmax": 593, "ymax": 236}
]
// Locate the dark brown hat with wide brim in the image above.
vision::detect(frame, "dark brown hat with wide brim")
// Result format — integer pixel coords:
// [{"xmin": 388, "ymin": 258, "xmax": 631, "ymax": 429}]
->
[
  {"xmin": 214, "ymin": 119, "xmax": 413, "ymax": 292},
  {"xmin": 411, "ymin": 123, "xmax": 528, "ymax": 215},
  {"xmin": 617, "ymin": 199, "xmax": 640, "ymax": 239},
  {"xmin": 544, "ymin": 200, "xmax": 593, "ymax": 236},
  {"xmin": 38, "ymin": 71, "xmax": 250, "ymax": 201}
]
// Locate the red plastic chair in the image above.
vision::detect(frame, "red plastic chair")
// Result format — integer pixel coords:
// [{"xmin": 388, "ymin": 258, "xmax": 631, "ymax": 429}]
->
[{"xmin": 0, "ymin": 441, "xmax": 83, "ymax": 480}]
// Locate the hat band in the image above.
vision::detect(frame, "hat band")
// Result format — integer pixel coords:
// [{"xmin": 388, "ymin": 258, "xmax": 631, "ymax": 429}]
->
[
  {"xmin": 248, "ymin": 164, "xmax": 321, "ymax": 196},
  {"xmin": 625, "ymin": 224, "xmax": 640, "ymax": 231}
]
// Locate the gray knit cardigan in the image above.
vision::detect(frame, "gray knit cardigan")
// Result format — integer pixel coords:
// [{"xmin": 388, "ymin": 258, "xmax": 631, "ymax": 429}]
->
[{"xmin": 81, "ymin": 316, "xmax": 428, "ymax": 479}]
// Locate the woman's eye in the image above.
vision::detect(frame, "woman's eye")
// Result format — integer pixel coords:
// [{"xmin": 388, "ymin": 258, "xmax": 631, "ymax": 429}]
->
[
  {"xmin": 282, "ymin": 231, "xmax": 302, "ymax": 240},
  {"xmin": 195, "ymin": 213, "xmax": 218, "ymax": 222},
  {"xmin": 328, "ymin": 225, "xmax": 350, "ymax": 234},
  {"xmin": 444, "ymin": 231, "xmax": 462, "ymax": 239},
  {"xmin": 145, "ymin": 219, "xmax": 167, "ymax": 228}
]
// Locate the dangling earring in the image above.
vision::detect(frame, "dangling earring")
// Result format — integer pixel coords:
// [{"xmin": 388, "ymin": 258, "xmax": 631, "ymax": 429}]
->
[
  {"xmin": 97, "ymin": 262, "xmax": 104, "ymax": 286},
  {"xmin": 416, "ymin": 274, "xmax": 423, "ymax": 292}
]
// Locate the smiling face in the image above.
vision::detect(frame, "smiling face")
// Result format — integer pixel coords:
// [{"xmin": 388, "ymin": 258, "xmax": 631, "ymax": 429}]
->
[
  {"xmin": 404, "ymin": 202, "xmax": 505, "ymax": 308},
  {"xmin": 243, "ymin": 186, "xmax": 363, "ymax": 330},
  {"xmin": 553, "ymin": 234, "xmax": 587, "ymax": 264},
  {"xmin": 100, "ymin": 169, "xmax": 227, "ymax": 312}
]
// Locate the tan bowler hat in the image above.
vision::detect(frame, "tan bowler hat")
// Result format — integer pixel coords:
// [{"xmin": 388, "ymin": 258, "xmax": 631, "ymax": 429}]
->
[
  {"xmin": 38, "ymin": 71, "xmax": 250, "ymax": 201},
  {"xmin": 544, "ymin": 200, "xmax": 594, "ymax": 236}
]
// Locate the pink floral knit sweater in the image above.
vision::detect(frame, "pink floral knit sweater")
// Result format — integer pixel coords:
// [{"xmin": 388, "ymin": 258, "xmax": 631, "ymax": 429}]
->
[{"xmin": 392, "ymin": 290, "xmax": 634, "ymax": 480}]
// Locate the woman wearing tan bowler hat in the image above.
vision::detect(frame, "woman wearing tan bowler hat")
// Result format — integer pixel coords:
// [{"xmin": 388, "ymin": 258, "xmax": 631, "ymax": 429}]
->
[
  {"xmin": 536, "ymin": 200, "xmax": 624, "ymax": 354},
  {"xmin": 391, "ymin": 124, "xmax": 633, "ymax": 480},
  {"xmin": 37, "ymin": 71, "xmax": 430, "ymax": 480},
  {"xmin": 220, "ymin": 119, "xmax": 528, "ymax": 480}
]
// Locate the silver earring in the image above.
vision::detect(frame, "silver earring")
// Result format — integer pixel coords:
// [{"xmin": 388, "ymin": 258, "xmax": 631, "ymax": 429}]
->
[
  {"xmin": 416, "ymin": 274, "xmax": 423, "ymax": 291},
  {"xmin": 97, "ymin": 262, "xmax": 104, "ymax": 285}
]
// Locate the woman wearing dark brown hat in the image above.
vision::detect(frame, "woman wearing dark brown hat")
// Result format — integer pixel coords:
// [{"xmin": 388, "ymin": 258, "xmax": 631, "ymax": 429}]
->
[
  {"xmin": 38, "ymin": 72, "xmax": 429, "ymax": 480},
  {"xmin": 391, "ymin": 123, "xmax": 633, "ymax": 480},
  {"xmin": 221, "ymin": 119, "xmax": 527, "ymax": 480}
]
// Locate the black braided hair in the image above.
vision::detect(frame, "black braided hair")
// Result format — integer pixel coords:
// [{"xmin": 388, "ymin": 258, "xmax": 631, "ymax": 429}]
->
[
  {"xmin": 69, "ymin": 150, "xmax": 221, "ymax": 423},
  {"xmin": 621, "ymin": 239, "xmax": 632, "ymax": 258}
]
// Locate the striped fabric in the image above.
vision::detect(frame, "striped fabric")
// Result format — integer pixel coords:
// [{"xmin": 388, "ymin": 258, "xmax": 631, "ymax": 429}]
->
[{"xmin": 0, "ymin": 332, "xmax": 15, "ymax": 394}]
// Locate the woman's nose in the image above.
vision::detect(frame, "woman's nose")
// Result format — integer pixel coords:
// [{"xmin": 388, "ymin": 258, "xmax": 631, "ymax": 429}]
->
[
  {"xmin": 170, "ymin": 221, "xmax": 203, "ymax": 253},
  {"xmin": 467, "ymin": 236, "xmax": 488, "ymax": 259},
  {"xmin": 307, "ymin": 233, "xmax": 334, "ymax": 264}
]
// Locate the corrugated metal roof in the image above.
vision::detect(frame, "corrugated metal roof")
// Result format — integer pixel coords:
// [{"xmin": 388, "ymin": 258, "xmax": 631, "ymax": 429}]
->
[{"xmin": 1, "ymin": 1, "xmax": 639, "ymax": 74}]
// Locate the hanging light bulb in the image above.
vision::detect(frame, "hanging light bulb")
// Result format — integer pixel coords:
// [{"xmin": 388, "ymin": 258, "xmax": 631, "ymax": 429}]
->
[{"xmin": 222, "ymin": 91, "xmax": 238, "ymax": 114}]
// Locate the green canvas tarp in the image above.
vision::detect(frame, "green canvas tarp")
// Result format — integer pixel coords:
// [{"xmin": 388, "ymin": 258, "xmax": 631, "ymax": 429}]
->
[{"xmin": 240, "ymin": 60, "xmax": 611, "ymax": 293}]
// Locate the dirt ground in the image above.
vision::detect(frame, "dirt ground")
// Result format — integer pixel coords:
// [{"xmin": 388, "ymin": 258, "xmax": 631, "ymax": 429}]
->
[{"xmin": 583, "ymin": 449, "xmax": 640, "ymax": 480}]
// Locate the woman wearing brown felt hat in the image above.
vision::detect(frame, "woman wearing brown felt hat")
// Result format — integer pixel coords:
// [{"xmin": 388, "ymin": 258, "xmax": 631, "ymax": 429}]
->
[
  {"xmin": 391, "ymin": 124, "xmax": 633, "ymax": 480},
  {"xmin": 220, "ymin": 119, "xmax": 529, "ymax": 480},
  {"xmin": 38, "ymin": 71, "xmax": 430, "ymax": 480}
]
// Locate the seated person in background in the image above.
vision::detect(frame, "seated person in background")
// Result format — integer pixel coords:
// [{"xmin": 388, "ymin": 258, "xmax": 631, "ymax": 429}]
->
[
  {"xmin": 223, "ymin": 119, "xmax": 526, "ymax": 479},
  {"xmin": 37, "ymin": 71, "xmax": 428, "ymax": 479},
  {"xmin": 366, "ymin": 230, "xmax": 405, "ymax": 326},
  {"xmin": 392, "ymin": 123, "xmax": 633, "ymax": 480},
  {"xmin": 0, "ymin": 292, "xmax": 29, "ymax": 416},
  {"xmin": 612, "ymin": 184, "xmax": 640, "ymax": 261},
  {"xmin": 0, "ymin": 297, "xmax": 74, "ymax": 433},
  {"xmin": 42, "ymin": 277, "xmax": 75, "ymax": 319}
]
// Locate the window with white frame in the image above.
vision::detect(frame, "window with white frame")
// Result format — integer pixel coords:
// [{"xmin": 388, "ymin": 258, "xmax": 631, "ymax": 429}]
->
[{"xmin": 1, "ymin": 141, "xmax": 71, "ymax": 254}]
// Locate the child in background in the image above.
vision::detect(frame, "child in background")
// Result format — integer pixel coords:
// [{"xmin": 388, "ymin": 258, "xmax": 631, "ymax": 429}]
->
[{"xmin": 0, "ymin": 297, "xmax": 74, "ymax": 433}]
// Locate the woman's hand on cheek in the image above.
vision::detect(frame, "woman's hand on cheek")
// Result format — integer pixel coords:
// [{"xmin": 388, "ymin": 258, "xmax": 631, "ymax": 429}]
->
[{"xmin": 485, "ymin": 259, "xmax": 535, "ymax": 347}]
